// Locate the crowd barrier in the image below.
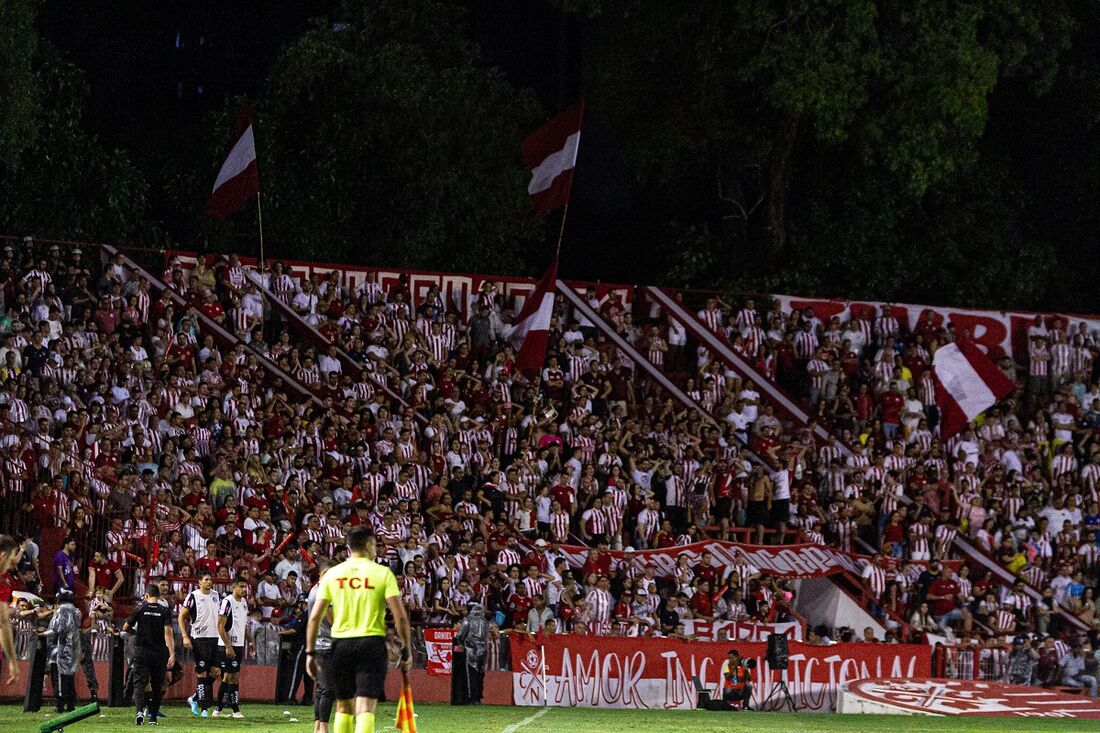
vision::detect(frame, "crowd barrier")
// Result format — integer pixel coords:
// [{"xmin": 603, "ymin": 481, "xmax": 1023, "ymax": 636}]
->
[{"xmin": 509, "ymin": 633, "xmax": 931, "ymax": 711}]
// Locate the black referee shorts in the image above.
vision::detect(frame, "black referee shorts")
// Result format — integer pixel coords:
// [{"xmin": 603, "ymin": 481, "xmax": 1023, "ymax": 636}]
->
[
  {"xmin": 330, "ymin": 636, "xmax": 387, "ymax": 700},
  {"xmin": 129, "ymin": 649, "xmax": 167, "ymax": 688},
  {"xmin": 193, "ymin": 638, "xmax": 219, "ymax": 673}
]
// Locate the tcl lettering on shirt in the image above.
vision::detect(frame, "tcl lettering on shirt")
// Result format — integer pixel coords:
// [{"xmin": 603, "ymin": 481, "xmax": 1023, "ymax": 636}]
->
[{"xmin": 334, "ymin": 576, "xmax": 377, "ymax": 590}]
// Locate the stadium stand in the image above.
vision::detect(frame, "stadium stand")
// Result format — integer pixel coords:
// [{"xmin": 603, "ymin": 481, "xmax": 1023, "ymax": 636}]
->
[{"xmin": 0, "ymin": 234, "xmax": 1096, "ymax": 699}]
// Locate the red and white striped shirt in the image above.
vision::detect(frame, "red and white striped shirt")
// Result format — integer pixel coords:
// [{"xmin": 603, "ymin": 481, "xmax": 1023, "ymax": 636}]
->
[
  {"xmin": 495, "ymin": 548, "xmax": 521, "ymax": 568},
  {"xmin": 862, "ymin": 564, "xmax": 887, "ymax": 599},
  {"xmin": 1051, "ymin": 453, "xmax": 1078, "ymax": 478},
  {"xmin": 697, "ymin": 308, "xmax": 724, "ymax": 333},
  {"xmin": 794, "ymin": 331, "xmax": 819, "ymax": 360},
  {"xmin": 875, "ymin": 315, "xmax": 899, "ymax": 341},
  {"xmin": 1049, "ymin": 342, "xmax": 1072, "ymax": 376},
  {"xmin": 549, "ymin": 511, "xmax": 571, "ymax": 543},
  {"xmin": 584, "ymin": 507, "xmax": 608, "ymax": 537},
  {"xmin": 1028, "ymin": 344, "xmax": 1050, "ymax": 376}
]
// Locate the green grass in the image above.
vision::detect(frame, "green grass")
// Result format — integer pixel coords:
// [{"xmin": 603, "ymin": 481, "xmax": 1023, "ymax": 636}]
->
[{"xmin": 3, "ymin": 702, "xmax": 1098, "ymax": 733}]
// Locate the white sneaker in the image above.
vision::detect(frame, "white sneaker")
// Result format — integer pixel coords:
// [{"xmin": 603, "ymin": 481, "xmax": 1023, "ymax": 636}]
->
[
  {"xmin": 231, "ymin": 712, "xmax": 245, "ymax": 719},
  {"xmin": 211, "ymin": 710, "xmax": 221, "ymax": 717}
]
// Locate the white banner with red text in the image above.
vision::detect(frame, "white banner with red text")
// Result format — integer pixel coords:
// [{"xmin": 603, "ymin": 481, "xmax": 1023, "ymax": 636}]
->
[
  {"xmin": 424, "ymin": 628, "xmax": 456, "ymax": 676},
  {"xmin": 510, "ymin": 634, "xmax": 930, "ymax": 711},
  {"xmin": 163, "ymin": 250, "xmax": 631, "ymax": 323},
  {"xmin": 162, "ymin": 250, "xmax": 1099, "ymax": 363},
  {"xmin": 770, "ymin": 293, "xmax": 1100, "ymax": 364},
  {"xmin": 682, "ymin": 619, "xmax": 802, "ymax": 642}
]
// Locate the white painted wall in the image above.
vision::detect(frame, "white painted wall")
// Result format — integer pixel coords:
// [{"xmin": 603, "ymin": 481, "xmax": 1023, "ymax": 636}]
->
[{"xmin": 792, "ymin": 577, "xmax": 887, "ymax": 639}]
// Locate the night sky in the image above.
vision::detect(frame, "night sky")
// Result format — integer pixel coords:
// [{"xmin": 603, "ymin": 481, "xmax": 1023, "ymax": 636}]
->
[{"xmin": 36, "ymin": 1, "xmax": 639, "ymax": 280}]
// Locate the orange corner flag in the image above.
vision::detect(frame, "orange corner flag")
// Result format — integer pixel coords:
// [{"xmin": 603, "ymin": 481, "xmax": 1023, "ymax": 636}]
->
[{"xmin": 395, "ymin": 671, "xmax": 417, "ymax": 733}]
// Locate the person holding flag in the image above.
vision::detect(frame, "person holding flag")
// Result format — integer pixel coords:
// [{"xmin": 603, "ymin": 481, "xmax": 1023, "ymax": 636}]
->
[{"xmin": 305, "ymin": 525, "xmax": 412, "ymax": 733}]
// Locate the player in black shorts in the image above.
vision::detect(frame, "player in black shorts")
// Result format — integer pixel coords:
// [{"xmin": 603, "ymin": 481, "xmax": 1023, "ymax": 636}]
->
[
  {"xmin": 123, "ymin": 584, "xmax": 176, "ymax": 726},
  {"xmin": 213, "ymin": 578, "xmax": 250, "ymax": 718},
  {"xmin": 179, "ymin": 571, "xmax": 221, "ymax": 717}
]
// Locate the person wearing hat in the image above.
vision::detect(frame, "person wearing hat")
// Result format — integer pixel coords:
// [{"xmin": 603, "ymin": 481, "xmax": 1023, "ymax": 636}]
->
[{"xmin": 1007, "ymin": 635, "xmax": 1039, "ymax": 685}]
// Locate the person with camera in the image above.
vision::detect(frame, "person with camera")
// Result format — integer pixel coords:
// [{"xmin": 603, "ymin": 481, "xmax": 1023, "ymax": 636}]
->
[{"xmin": 720, "ymin": 649, "xmax": 753, "ymax": 710}]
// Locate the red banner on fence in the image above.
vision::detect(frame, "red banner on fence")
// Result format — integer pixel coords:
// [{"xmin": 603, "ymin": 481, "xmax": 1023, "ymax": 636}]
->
[
  {"xmin": 542, "ymin": 540, "xmax": 869, "ymax": 580},
  {"xmin": 424, "ymin": 628, "xmax": 456, "ymax": 676},
  {"xmin": 510, "ymin": 633, "xmax": 930, "ymax": 711},
  {"xmin": 530, "ymin": 539, "xmax": 960, "ymax": 582}
]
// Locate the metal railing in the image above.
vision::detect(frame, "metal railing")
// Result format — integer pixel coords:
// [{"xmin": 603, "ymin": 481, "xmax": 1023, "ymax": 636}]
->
[{"xmin": 933, "ymin": 643, "xmax": 1010, "ymax": 682}]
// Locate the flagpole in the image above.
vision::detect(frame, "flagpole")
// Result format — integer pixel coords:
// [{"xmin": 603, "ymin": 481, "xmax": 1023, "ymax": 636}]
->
[
  {"xmin": 554, "ymin": 203, "xmax": 569, "ymax": 259},
  {"xmin": 256, "ymin": 191, "xmax": 266, "ymax": 269}
]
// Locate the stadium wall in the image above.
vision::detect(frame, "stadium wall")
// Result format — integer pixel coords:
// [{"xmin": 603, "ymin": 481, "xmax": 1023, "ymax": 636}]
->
[
  {"xmin": 792, "ymin": 578, "xmax": 887, "ymax": 639},
  {"xmin": 509, "ymin": 634, "xmax": 930, "ymax": 711},
  {"xmin": 0, "ymin": 660, "xmax": 512, "ymax": 705}
]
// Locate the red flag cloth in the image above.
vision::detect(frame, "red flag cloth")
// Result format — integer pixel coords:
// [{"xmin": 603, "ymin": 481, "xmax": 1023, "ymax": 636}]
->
[
  {"xmin": 522, "ymin": 99, "xmax": 583, "ymax": 216},
  {"xmin": 510, "ymin": 258, "xmax": 558, "ymax": 378},
  {"xmin": 932, "ymin": 340, "xmax": 1015, "ymax": 439},
  {"xmin": 204, "ymin": 103, "xmax": 259, "ymax": 219},
  {"xmin": 395, "ymin": 671, "xmax": 417, "ymax": 733}
]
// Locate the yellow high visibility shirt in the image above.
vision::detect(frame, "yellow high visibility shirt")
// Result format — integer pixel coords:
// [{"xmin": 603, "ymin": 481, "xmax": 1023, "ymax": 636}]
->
[{"xmin": 317, "ymin": 557, "xmax": 400, "ymax": 638}]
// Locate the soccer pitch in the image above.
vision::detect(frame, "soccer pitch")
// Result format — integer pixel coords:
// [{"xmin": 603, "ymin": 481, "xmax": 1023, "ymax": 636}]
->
[{"xmin": 3, "ymin": 703, "xmax": 1098, "ymax": 733}]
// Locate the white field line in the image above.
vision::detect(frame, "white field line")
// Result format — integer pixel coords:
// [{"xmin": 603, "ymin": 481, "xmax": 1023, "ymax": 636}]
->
[{"xmin": 499, "ymin": 705, "xmax": 551, "ymax": 733}]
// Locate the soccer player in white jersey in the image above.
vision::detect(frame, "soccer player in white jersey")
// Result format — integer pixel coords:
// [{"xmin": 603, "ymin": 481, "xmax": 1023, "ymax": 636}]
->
[
  {"xmin": 179, "ymin": 570, "xmax": 222, "ymax": 717},
  {"xmin": 213, "ymin": 577, "xmax": 251, "ymax": 718}
]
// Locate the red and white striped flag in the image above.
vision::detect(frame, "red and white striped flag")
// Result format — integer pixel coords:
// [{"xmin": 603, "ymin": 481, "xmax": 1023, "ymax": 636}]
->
[
  {"xmin": 932, "ymin": 340, "xmax": 1014, "ymax": 438},
  {"xmin": 204, "ymin": 103, "xmax": 259, "ymax": 219},
  {"xmin": 522, "ymin": 99, "xmax": 583, "ymax": 216},
  {"xmin": 510, "ymin": 258, "xmax": 558, "ymax": 377}
]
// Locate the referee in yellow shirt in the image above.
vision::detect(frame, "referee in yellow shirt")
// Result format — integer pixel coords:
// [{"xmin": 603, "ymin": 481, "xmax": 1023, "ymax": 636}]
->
[{"xmin": 306, "ymin": 525, "xmax": 412, "ymax": 733}]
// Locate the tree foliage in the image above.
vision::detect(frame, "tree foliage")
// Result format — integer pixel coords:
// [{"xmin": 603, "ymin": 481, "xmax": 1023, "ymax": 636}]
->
[
  {"xmin": 0, "ymin": 0, "xmax": 39, "ymax": 172},
  {"xmin": 0, "ymin": 1, "xmax": 150, "ymax": 243},
  {"xmin": 170, "ymin": 0, "xmax": 546, "ymax": 273},
  {"xmin": 566, "ymin": 0, "xmax": 1081, "ymax": 308}
]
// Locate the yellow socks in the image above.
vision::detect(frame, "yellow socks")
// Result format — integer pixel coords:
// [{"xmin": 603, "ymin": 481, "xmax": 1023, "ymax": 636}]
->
[
  {"xmin": 354, "ymin": 711, "xmax": 376, "ymax": 733},
  {"xmin": 334, "ymin": 711, "xmax": 355, "ymax": 733}
]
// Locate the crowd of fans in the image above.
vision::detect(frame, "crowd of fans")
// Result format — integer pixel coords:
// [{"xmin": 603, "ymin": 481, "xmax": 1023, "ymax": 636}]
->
[{"xmin": 0, "ymin": 237, "xmax": 1095, "ymax": 695}]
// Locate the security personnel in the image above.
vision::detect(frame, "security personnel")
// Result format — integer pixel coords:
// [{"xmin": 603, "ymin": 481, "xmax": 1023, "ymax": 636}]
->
[
  {"xmin": 305, "ymin": 525, "xmax": 411, "ymax": 733},
  {"xmin": 123, "ymin": 584, "xmax": 176, "ymax": 726}
]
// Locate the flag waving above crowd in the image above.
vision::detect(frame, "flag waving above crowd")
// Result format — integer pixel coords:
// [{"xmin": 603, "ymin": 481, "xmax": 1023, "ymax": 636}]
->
[
  {"xmin": 522, "ymin": 99, "xmax": 583, "ymax": 216},
  {"xmin": 204, "ymin": 103, "xmax": 260, "ymax": 219},
  {"xmin": 510, "ymin": 258, "xmax": 558, "ymax": 377},
  {"xmin": 932, "ymin": 340, "xmax": 1015, "ymax": 438}
]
